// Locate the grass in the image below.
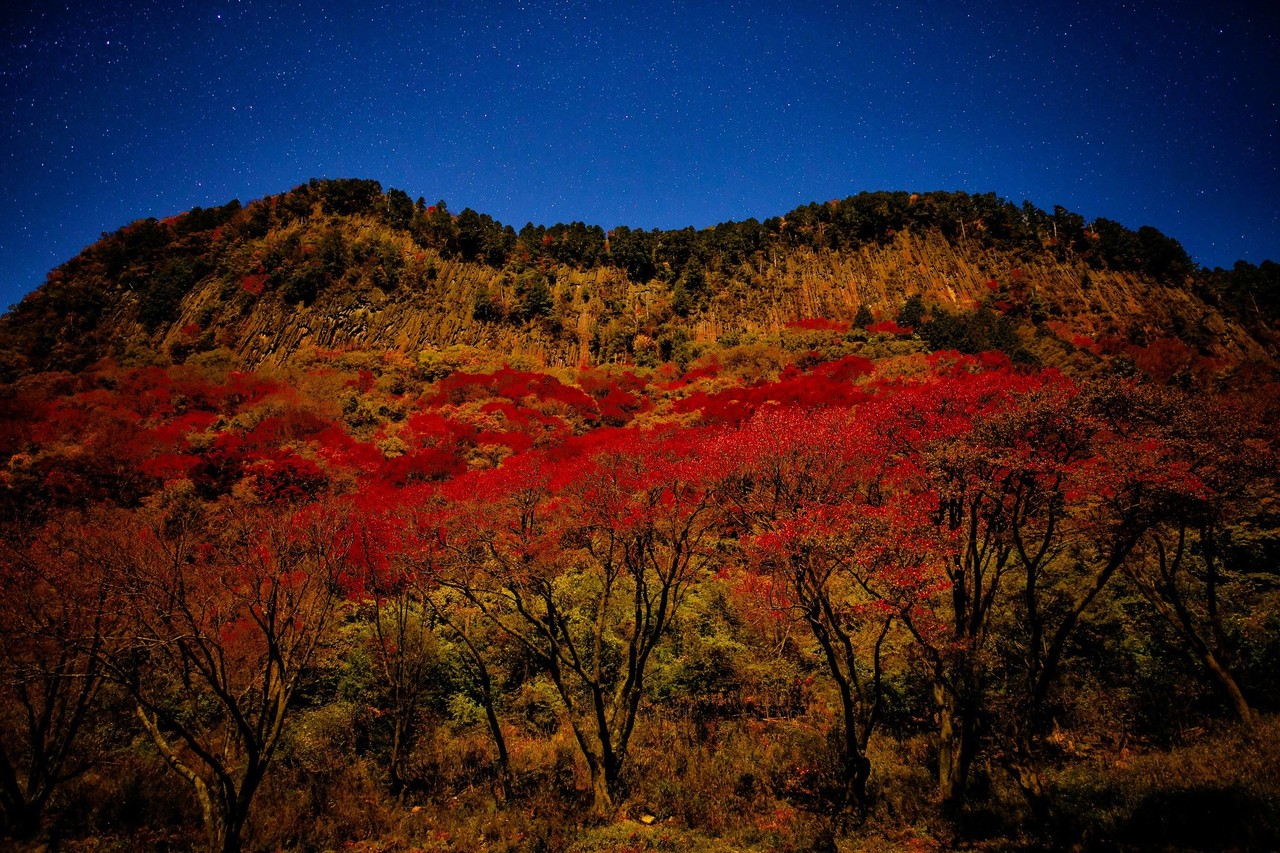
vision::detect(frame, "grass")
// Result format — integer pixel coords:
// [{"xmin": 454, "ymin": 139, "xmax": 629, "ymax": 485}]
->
[{"xmin": 11, "ymin": 714, "xmax": 1277, "ymax": 851}]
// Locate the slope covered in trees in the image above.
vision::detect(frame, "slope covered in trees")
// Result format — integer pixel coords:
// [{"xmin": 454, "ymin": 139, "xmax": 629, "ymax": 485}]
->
[{"xmin": 0, "ymin": 182, "xmax": 1278, "ymax": 851}]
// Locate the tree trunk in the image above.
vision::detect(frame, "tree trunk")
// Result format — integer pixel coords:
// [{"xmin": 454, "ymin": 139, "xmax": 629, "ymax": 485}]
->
[
  {"xmin": 1009, "ymin": 763, "xmax": 1050, "ymax": 836},
  {"xmin": 480, "ymin": 691, "xmax": 511, "ymax": 800},
  {"xmin": 216, "ymin": 813, "xmax": 244, "ymax": 853},
  {"xmin": 389, "ymin": 718, "xmax": 408, "ymax": 800},
  {"xmin": 842, "ymin": 750, "xmax": 872, "ymax": 817},
  {"xmin": 197, "ymin": 784, "xmax": 227, "ymax": 853},
  {"xmin": 450, "ymin": 614, "xmax": 511, "ymax": 799},
  {"xmin": 1201, "ymin": 647, "xmax": 1257, "ymax": 728},
  {"xmin": 0, "ymin": 756, "xmax": 56, "ymax": 840},
  {"xmin": 934, "ymin": 682, "xmax": 968, "ymax": 805},
  {"xmin": 835, "ymin": 681, "xmax": 871, "ymax": 816},
  {"xmin": 590, "ymin": 763, "xmax": 614, "ymax": 818},
  {"xmin": 1005, "ymin": 737, "xmax": 1051, "ymax": 837},
  {"xmin": 194, "ymin": 779, "xmax": 250, "ymax": 853},
  {"xmin": 134, "ymin": 707, "xmax": 246, "ymax": 853}
]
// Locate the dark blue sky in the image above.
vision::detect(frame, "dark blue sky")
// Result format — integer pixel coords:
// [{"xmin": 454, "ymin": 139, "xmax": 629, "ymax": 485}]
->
[{"xmin": 3, "ymin": 0, "xmax": 1277, "ymax": 309}]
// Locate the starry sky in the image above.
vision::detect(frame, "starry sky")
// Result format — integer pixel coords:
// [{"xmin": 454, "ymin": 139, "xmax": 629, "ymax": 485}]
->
[{"xmin": 3, "ymin": 0, "xmax": 1277, "ymax": 309}]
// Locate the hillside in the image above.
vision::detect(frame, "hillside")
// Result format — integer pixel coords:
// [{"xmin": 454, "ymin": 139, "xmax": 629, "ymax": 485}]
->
[
  {"xmin": 2, "ymin": 179, "xmax": 1276, "ymax": 382},
  {"xmin": 1, "ymin": 181, "xmax": 1278, "ymax": 852}
]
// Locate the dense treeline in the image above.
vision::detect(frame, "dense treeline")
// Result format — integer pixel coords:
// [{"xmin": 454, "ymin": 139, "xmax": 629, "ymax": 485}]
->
[
  {"xmin": 1196, "ymin": 259, "xmax": 1280, "ymax": 337},
  {"xmin": 220, "ymin": 179, "xmax": 1203, "ymax": 285},
  {"xmin": 2, "ymin": 343, "xmax": 1277, "ymax": 851}
]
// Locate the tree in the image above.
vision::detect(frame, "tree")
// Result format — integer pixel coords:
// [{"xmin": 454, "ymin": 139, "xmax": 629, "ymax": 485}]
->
[
  {"xmin": 864, "ymin": 370, "xmax": 1033, "ymax": 806},
  {"xmin": 344, "ymin": 488, "xmax": 444, "ymax": 798},
  {"xmin": 608, "ymin": 226, "xmax": 657, "ymax": 283},
  {"xmin": 0, "ymin": 513, "xmax": 112, "ymax": 840},
  {"xmin": 98, "ymin": 486, "xmax": 352, "ymax": 853},
  {"xmin": 136, "ymin": 257, "xmax": 210, "ymax": 331},
  {"xmin": 1122, "ymin": 390, "xmax": 1276, "ymax": 726},
  {"xmin": 717, "ymin": 407, "xmax": 911, "ymax": 816},
  {"xmin": 400, "ymin": 496, "xmax": 515, "ymax": 799},
  {"xmin": 454, "ymin": 209, "xmax": 513, "ymax": 266},
  {"xmin": 898, "ymin": 294, "xmax": 926, "ymax": 328},
  {"xmin": 314, "ymin": 178, "xmax": 383, "ymax": 217},
  {"xmin": 472, "ymin": 282, "xmax": 504, "ymax": 322},
  {"xmin": 384, "ymin": 188, "xmax": 415, "ymax": 231},
  {"xmin": 975, "ymin": 378, "xmax": 1145, "ymax": 823},
  {"xmin": 516, "ymin": 271, "xmax": 553, "ymax": 321},
  {"xmin": 431, "ymin": 428, "xmax": 720, "ymax": 814},
  {"xmin": 413, "ymin": 200, "xmax": 457, "ymax": 251},
  {"xmin": 1135, "ymin": 225, "xmax": 1193, "ymax": 282},
  {"xmin": 878, "ymin": 372, "xmax": 1190, "ymax": 824}
]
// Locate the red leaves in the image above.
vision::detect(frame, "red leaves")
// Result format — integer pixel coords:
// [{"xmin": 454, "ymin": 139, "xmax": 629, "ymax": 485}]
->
[
  {"xmin": 3, "ymin": 337, "xmax": 1249, "ymax": 652},
  {"xmin": 674, "ymin": 355, "xmax": 874, "ymax": 425},
  {"xmin": 241, "ymin": 273, "xmax": 267, "ymax": 295},
  {"xmin": 1070, "ymin": 334, "xmax": 1100, "ymax": 353},
  {"xmin": 429, "ymin": 368, "xmax": 595, "ymax": 415},
  {"xmin": 865, "ymin": 320, "xmax": 914, "ymax": 336},
  {"xmin": 246, "ymin": 449, "xmax": 329, "ymax": 504},
  {"xmin": 1130, "ymin": 336, "xmax": 1196, "ymax": 383},
  {"xmin": 350, "ymin": 369, "xmax": 376, "ymax": 394},
  {"xmin": 576, "ymin": 368, "xmax": 653, "ymax": 426}
]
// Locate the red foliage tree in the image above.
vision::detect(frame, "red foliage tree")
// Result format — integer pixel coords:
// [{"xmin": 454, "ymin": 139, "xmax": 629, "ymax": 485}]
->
[
  {"xmin": 1119, "ymin": 388, "xmax": 1276, "ymax": 727},
  {"xmin": 97, "ymin": 488, "xmax": 352, "ymax": 853},
  {"xmin": 717, "ymin": 405, "xmax": 918, "ymax": 816},
  {"xmin": 0, "ymin": 513, "xmax": 113, "ymax": 839},
  {"xmin": 428, "ymin": 426, "xmax": 722, "ymax": 814}
]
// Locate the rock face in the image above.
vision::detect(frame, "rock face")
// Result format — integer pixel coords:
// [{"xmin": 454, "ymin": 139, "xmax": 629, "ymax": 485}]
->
[{"xmin": 0, "ymin": 180, "xmax": 1273, "ymax": 378}]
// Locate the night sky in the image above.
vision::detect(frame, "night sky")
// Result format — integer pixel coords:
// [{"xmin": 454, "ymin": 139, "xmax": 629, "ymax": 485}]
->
[{"xmin": 3, "ymin": 0, "xmax": 1277, "ymax": 310}]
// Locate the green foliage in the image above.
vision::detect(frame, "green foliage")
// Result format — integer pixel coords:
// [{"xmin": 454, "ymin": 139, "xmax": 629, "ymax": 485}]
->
[
  {"xmin": 94, "ymin": 218, "xmax": 171, "ymax": 279},
  {"xmin": 454, "ymin": 208, "xmax": 515, "ymax": 266},
  {"xmin": 356, "ymin": 236, "xmax": 404, "ymax": 292},
  {"xmin": 1199, "ymin": 259, "xmax": 1280, "ymax": 328},
  {"xmin": 1049, "ymin": 719, "xmax": 1280, "ymax": 849},
  {"xmin": 473, "ymin": 283, "xmax": 503, "ymax": 322},
  {"xmin": 384, "ymin": 187, "xmax": 415, "ymax": 230},
  {"xmin": 657, "ymin": 325, "xmax": 696, "ymax": 366},
  {"xmin": 282, "ymin": 263, "xmax": 325, "ymax": 306},
  {"xmin": 174, "ymin": 199, "xmax": 241, "ymax": 236},
  {"xmin": 515, "ymin": 270, "xmax": 553, "ymax": 321},
  {"xmin": 918, "ymin": 304, "xmax": 1035, "ymax": 362},
  {"xmin": 1137, "ymin": 225, "xmax": 1194, "ymax": 282},
  {"xmin": 608, "ymin": 225, "xmax": 657, "ymax": 282},
  {"xmin": 670, "ymin": 281, "xmax": 692, "ymax": 317},
  {"xmin": 314, "ymin": 177, "xmax": 383, "ymax": 217},
  {"xmin": 897, "ymin": 293, "xmax": 926, "ymax": 327},
  {"xmin": 681, "ymin": 260, "xmax": 706, "ymax": 299},
  {"xmin": 1093, "ymin": 217, "xmax": 1145, "ymax": 271},
  {"xmin": 412, "ymin": 199, "xmax": 457, "ymax": 251},
  {"xmin": 317, "ymin": 227, "xmax": 349, "ymax": 279},
  {"xmin": 136, "ymin": 257, "xmax": 210, "ymax": 330}
]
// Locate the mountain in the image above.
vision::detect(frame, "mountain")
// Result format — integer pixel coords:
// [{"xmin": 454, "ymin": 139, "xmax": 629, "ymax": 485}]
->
[
  {"xmin": 1, "ymin": 178, "xmax": 1276, "ymax": 383},
  {"xmin": 1, "ymin": 180, "xmax": 1278, "ymax": 850}
]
